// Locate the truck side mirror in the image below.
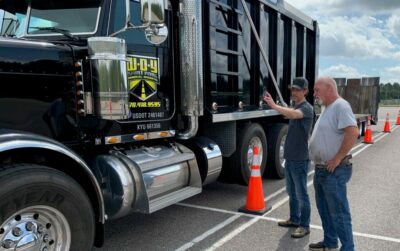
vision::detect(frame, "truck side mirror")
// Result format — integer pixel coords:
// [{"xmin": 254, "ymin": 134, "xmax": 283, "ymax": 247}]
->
[
  {"xmin": 141, "ymin": 0, "xmax": 168, "ymax": 45},
  {"xmin": 141, "ymin": 0, "xmax": 165, "ymax": 24}
]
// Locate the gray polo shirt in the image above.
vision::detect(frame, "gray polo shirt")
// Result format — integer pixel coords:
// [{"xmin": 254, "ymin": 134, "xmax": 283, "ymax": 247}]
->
[
  {"xmin": 284, "ymin": 100, "xmax": 314, "ymax": 160},
  {"xmin": 309, "ymin": 98, "xmax": 357, "ymax": 164}
]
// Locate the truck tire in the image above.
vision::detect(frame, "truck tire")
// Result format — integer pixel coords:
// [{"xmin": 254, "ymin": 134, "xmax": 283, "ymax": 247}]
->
[
  {"xmin": 0, "ymin": 164, "xmax": 95, "ymax": 251},
  {"xmin": 231, "ymin": 123, "xmax": 267, "ymax": 185},
  {"xmin": 265, "ymin": 123, "xmax": 288, "ymax": 179}
]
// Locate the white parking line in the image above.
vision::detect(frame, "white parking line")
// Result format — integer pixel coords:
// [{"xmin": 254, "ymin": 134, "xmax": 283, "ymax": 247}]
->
[
  {"xmin": 259, "ymin": 216, "xmax": 400, "ymax": 243},
  {"xmin": 264, "ymin": 186, "xmax": 286, "ymax": 202},
  {"xmin": 350, "ymin": 141, "xmax": 366, "ymax": 151},
  {"xmin": 378, "ymin": 119, "xmax": 397, "ymax": 122},
  {"xmin": 177, "ymin": 203, "xmax": 400, "ymax": 248},
  {"xmin": 351, "ymin": 231, "xmax": 400, "ymax": 243},
  {"xmin": 206, "ymin": 126, "xmax": 399, "ymax": 250},
  {"xmin": 177, "ymin": 125, "xmax": 399, "ymax": 250},
  {"xmin": 263, "ymin": 128, "xmax": 392, "ymax": 204},
  {"xmin": 175, "ymin": 214, "xmax": 241, "ymax": 251},
  {"xmin": 263, "ymin": 126, "xmax": 395, "ymax": 204},
  {"xmin": 263, "ymin": 170, "xmax": 315, "ymax": 202},
  {"xmin": 204, "ymin": 217, "xmax": 259, "ymax": 251},
  {"xmin": 352, "ymin": 126, "xmax": 397, "ymax": 157},
  {"xmin": 264, "ymin": 180, "xmax": 313, "ymax": 216},
  {"xmin": 262, "ymin": 125, "xmax": 394, "ymax": 215}
]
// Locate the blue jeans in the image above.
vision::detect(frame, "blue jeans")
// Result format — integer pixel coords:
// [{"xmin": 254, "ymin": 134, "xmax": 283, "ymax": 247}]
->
[
  {"xmin": 314, "ymin": 163, "xmax": 354, "ymax": 251},
  {"xmin": 285, "ymin": 160, "xmax": 311, "ymax": 229}
]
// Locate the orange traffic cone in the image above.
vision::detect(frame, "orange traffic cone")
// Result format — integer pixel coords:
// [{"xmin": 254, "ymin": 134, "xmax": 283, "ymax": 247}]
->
[
  {"xmin": 239, "ymin": 146, "xmax": 271, "ymax": 215},
  {"xmin": 364, "ymin": 116, "xmax": 373, "ymax": 144},
  {"xmin": 383, "ymin": 112, "xmax": 391, "ymax": 133},
  {"xmin": 396, "ymin": 110, "xmax": 400, "ymax": 125}
]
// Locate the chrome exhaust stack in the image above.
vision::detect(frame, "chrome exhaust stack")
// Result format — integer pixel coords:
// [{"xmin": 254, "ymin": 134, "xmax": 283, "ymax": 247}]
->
[{"xmin": 178, "ymin": 0, "xmax": 204, "ymax": 139}]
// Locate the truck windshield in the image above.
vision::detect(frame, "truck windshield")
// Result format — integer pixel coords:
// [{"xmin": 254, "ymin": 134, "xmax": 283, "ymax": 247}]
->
[
  {"xmin": 0, "ymin": 0, "xmax": 101, "ymax": 38},
  {"xmin": 0, "ymin": 10, "xmax": 26, "ymax": 37}
]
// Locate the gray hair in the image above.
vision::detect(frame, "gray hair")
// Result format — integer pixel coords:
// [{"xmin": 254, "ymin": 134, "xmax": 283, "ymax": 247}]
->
[{"xmin": 318, "ymin": 76, "xmax": 338, "ymax": 93}]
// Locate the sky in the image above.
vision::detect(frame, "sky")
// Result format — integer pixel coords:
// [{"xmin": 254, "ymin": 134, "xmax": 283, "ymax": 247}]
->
[{"xmin": 285, "ymin": 0, "xmax": 400, "ymax": 84}]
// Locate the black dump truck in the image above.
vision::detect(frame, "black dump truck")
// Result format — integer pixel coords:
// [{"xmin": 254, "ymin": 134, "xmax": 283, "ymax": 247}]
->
[{"xmin": 0, "ymin": 0, "xmax": 318, "ymax": 249}]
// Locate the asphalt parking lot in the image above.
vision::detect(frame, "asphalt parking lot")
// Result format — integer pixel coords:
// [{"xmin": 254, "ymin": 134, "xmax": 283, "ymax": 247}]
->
[{"xmin": 96, "ymin": 106, "xmax": 400, "ymax": 251}]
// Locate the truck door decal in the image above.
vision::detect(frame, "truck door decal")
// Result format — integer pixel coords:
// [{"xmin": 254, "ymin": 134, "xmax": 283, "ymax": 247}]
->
[{"xmin": 127, "ymin": 55, "xmax": 160, "ymax": 103}]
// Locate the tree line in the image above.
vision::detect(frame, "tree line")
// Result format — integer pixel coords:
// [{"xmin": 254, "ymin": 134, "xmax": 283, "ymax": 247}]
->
[{"xmin": 380, "ymin": 83, "xmax": 400, "ymax": 100}]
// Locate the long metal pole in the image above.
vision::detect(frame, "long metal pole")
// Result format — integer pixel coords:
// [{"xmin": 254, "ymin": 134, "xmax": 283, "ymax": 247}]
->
[{"xmin": 239, "ymin": 0, "xmax": 287, "ymax": 107}]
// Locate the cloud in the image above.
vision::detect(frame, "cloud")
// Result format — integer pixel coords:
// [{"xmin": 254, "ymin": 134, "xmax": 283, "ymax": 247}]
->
[
  {"xmin": 320, "ymin": 64, "xmax": 363, "ymax": 78},
  {"xmin": 285, "ymin": 0, "xmax": 400, "ymax": 84},
  {"xmin": 387, "ymin": 15, "xmax": 400, "ymax": 38},
  {"xmin": 286, "ymin": 0, "xmax": 400, "ymax": 16},
  {"xmin": 393, "ymin": 53, "xmax": 400, "ymax": 61},
  {"xmin": 284, "ymin": 0, "xmax": 345, "ymax": 17},
  {"xmin": 378, "ymin": 66, "xmax": 400, "ymax": 83},
  {"xmin": 337, "ymin": 0, "xmax": 400, "ymax": 13},
  {"xmin": 286, "ymin": 1, "xmax": 400, "ymax": 60},
  {"xmin": 320, "ymin": 16, "xmax": 396, "ymax": 59},
  {"xmin": 384, "ymin": 66, "xmax": 400, "ymax": 75}
]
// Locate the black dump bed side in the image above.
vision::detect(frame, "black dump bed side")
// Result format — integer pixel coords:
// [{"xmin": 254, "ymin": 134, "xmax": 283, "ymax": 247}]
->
[{"xmin": 203, "ymin": 0, "xmax": 318, "ymax": 114}]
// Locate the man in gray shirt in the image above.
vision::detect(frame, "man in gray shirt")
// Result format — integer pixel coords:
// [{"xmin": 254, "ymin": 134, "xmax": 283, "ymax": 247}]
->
[
  {"xmin": 264, "ymin": 77, "xmax": 314, "ymax": 238},
  {"xmin": 308, "ymin": 77, "xmax": 358, "ymax": 251}
]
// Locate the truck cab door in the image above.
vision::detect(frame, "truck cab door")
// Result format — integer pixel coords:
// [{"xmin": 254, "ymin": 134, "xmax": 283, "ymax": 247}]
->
[{"xmin": 108, "ymin": 0, "xmax": 175, "ymax": 133}]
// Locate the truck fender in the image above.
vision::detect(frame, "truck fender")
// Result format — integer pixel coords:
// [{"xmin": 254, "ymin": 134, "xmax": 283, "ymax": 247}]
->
[{"xmin": 0, "ymin": 131, "xmax": 105, "ymax": 225}]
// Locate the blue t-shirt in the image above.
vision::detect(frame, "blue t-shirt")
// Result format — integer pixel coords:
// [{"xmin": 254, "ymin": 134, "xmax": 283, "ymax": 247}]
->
[{"xmin": 284, "ymin": 101, "xmax": 314, "ymax": 160}]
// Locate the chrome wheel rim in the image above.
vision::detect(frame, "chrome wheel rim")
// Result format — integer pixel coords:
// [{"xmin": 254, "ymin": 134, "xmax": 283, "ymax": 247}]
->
[
  {"xmin": 247, "ymin": 136, "xmax": 264, "ymax": 171},
  {"xmin": 0, "ymin": 206, "xmax": 71, "ymax": 251}
]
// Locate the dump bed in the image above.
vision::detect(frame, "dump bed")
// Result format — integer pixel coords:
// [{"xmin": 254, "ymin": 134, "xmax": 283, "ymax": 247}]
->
[{"xmin": 203, "ymin": 0, "xmax": 318, "ymax": 116}]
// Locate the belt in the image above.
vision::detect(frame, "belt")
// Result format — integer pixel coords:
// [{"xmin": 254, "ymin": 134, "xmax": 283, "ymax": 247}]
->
[{"xmin": 315, "ymin": 155, "xmax": 352, "ymax": 168}]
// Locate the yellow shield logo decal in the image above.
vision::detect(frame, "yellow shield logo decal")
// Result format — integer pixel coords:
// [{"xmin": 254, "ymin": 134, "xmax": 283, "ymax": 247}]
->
[{"xmin": 127, "ymin": 55, "xmax": 159, "ymax": 101}]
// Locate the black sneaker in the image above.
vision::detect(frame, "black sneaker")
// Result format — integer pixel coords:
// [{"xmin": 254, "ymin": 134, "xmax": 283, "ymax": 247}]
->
[
  {"xmin": 309, "ymin": 241, "xmax": 338, "ymax": 251},
  {"xmin": 277, "ymin": 220, "xmax": 299, "ymax": 228}
]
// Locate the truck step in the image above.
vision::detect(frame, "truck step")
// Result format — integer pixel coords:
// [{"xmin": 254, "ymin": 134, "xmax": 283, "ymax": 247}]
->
[{"xmin": 148, "ymin": 187, "xmax": 201, "ymax": 213}]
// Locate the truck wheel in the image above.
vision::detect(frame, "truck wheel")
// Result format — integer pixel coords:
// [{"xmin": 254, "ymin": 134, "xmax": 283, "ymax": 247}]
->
[
  {"xmin": 232, "ymin": 123, "xmax": 267, "ymax": 185},
  {"xmin": 0, "ymin": 164, "xmax": 95, "ymax": 251},
  {"xmin": 265, "ymin": 123, "xmax": 288, "ymax": 179}
]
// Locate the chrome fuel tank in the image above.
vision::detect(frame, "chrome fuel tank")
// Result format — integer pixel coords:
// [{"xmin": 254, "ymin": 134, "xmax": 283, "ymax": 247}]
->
[{"xmin": 92, "ymin": 143, "xmax": 202, "ymax": 219}]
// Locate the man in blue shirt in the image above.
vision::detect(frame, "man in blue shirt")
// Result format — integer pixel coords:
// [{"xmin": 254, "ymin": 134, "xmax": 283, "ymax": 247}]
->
[{"xmin": 264, "ymin": 77, "xmax": 314, "ymax": 238}]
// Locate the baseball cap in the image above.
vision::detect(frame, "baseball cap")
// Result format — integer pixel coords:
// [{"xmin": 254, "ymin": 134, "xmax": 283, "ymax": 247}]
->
[{"xmin": 290, "ymin": 77, "xmax": 308, "ymax": 90}]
